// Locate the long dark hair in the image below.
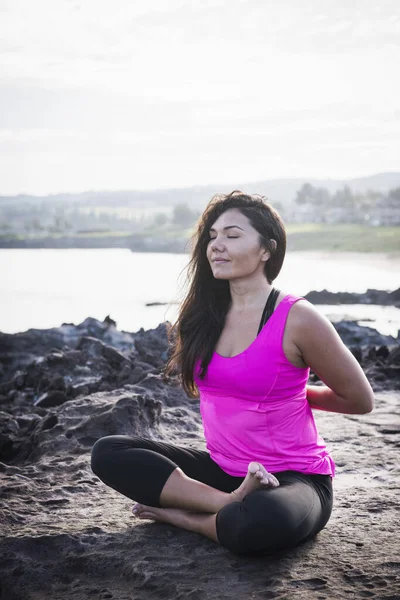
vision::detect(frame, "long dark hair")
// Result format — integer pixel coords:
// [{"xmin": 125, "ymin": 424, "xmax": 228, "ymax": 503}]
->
[{"xmin": 164, "ymin": 191, "xmax": 286, "ymax": 397}]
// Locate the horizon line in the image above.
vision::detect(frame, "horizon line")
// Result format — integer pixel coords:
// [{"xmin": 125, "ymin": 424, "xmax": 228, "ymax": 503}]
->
[{"xmin": 1, "ymin": 170, "xmax": 400, "ymax": 198}]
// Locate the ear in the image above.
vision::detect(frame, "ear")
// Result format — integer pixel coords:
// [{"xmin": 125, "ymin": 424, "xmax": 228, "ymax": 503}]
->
[
  {"xmin": 261, "ymin": 239, "xmax": 277, "ymax": 262},
  {"xmin": 261, "ymin": 248, "xmax": 270, "ymax": 262}
]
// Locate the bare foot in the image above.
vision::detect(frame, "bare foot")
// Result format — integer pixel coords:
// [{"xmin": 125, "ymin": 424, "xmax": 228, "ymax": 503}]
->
[
  {"xmin": 131, "ymin": 503, "xmax": 192, "ymax": 527},
  {"xmin": 130, "ymin": 461, "xmax": 279, "ymax": 520},
  {"xmin": 131, "ymin": 503, "xmax": 220, "ymax": 543},
  {"xmin": 229, "ymin": 462, "xmax": 279, "ymax": 502}
]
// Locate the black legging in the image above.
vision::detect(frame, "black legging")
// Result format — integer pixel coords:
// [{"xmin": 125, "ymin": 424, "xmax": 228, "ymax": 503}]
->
[{"xmin": 90, "ymin": 435, "xmax": 333, "ymax": 556}]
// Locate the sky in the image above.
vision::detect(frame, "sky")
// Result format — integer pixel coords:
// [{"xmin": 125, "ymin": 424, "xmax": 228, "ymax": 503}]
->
[{"xmin": 0, "ymin": 0, "xmax": 399, "ymax": 194}]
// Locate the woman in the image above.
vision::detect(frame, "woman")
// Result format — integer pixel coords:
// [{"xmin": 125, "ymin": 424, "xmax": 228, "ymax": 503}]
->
[{"xmin": 91, "ymin": 191, "xmax": 374, "ymax": 556}]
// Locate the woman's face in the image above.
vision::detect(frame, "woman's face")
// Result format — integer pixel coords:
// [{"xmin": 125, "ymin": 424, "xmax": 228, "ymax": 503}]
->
[{"xmin": 206, "ymin": 208, "xmax": 270, "ymax": 280}]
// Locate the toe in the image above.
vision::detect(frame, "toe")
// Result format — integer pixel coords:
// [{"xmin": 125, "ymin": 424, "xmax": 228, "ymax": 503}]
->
[
  {"xmin": 249, "ymin": 462, "xmax": 261, "ymax": 474},
  {"xmin": 132, "ymin": 503, "xmax": 144, "ymax": 515}
]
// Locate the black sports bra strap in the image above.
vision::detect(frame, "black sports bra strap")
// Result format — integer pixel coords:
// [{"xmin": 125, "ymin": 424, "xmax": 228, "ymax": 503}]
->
[{"xmin": 257, "ymin": 288, "xmax": 281, "ymax": 335}]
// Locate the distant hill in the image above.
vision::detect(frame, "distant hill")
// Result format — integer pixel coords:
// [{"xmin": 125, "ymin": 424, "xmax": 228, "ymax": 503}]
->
[{"xmin": 1, "ymin": 171, "xmax": 399, "ymax": 209}]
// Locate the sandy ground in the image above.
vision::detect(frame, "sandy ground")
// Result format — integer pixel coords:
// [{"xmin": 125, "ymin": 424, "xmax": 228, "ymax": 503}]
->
[{"xmin": 1, "ymin": 388, "xmax": 399, "ymax": 600}]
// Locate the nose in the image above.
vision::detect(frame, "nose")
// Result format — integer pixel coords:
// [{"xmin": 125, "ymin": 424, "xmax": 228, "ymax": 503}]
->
[{"xmin": 209, "ymin": 236, "xmax": 225, "ymax": 252}]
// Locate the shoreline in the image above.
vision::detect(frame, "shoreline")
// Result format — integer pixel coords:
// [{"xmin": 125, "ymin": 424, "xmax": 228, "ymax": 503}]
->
[
  {"xmin": 1, "ymin": 288, "xmax": 399, "ymax": 338},
  {"xmin": 1, "ymin": 223, "xmax": 400, "ymax": 254}
]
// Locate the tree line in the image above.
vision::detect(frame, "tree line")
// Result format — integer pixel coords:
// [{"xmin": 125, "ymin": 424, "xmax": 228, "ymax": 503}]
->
[
  {"xmin": 1, "ymin": 184, "xmax": 399, "ymax": 237},
  {"xmin": 0, "ymin": 202, "xmax": 202, "ymax": 237}
]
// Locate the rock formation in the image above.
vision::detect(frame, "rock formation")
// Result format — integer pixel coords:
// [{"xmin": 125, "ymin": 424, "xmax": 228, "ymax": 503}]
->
[{"xmin": 1, "ymin": 306, "xmax": 399, "ymax": 599}]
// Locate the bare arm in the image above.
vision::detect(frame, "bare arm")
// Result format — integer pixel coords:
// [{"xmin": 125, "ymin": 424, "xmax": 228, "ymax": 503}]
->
[{"xmin": 289, "ymin": 301, "xmax": 374, "ymax": 414}]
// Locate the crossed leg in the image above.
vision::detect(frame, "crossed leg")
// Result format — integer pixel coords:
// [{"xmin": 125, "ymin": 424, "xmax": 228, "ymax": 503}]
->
[
  {"xmin": 92, "ymin": 436, "xmax": 332, "ymax": 553},
  {"xmin": 132, "ymin": 461, "xmax": 279, "ymax": 542}
]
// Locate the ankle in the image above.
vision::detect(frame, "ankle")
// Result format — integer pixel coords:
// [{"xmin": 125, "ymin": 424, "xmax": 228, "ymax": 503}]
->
[{"xmin": 228, "ymin": 490, "xmax": 240, "ymax": 503}]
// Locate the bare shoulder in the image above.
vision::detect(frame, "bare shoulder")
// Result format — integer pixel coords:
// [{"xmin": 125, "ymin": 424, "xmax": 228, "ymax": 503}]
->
[
  {"xmin": 285, "ymin": 297, "xmax": 374, "ymax": 400},
  {"xmin": 287, "ymin": 297, "xmax": 329, "ymax": 328},
  {"xmin": 286, "ymin": 298, "xmax": 344, "ymax": 351},
  {"xmin": 280, "ymin": 295, "xmax": 332, "ymax": 368}
]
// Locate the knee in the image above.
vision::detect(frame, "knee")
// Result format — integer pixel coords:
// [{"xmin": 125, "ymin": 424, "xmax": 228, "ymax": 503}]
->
[
  {"xmin": 90, "ymin": 436, "xmax": 116, "ymax": 477},
  {"xmin": 90, "ymin": 435, "xmax": 145, "ymax": 477},
  {"xmin": 216, "ymin": 492, "xmax": 299, "ymax": 556}
]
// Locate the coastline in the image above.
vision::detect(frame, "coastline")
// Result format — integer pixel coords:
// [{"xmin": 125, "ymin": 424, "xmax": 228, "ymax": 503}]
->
[{"xmin": 1, "ymin": 221, "xmax": 400, "ymax": 254}]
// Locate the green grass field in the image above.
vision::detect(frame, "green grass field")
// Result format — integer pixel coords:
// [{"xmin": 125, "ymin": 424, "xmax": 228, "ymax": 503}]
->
[
  {"xmin": 138, "ymin": 223, "xmax": 400, "ymax": 252},
  {"xmin": 285, "ymin": 224, "xmax": 400, "ymax": 252}
]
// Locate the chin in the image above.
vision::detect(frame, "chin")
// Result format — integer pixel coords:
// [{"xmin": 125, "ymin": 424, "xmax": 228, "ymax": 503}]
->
[{"xmin": 211, "ymin": 268, "xmax": 231, "ymax": 280}]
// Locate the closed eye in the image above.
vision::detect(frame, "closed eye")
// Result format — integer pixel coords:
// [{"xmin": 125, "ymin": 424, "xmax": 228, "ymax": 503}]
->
[{"xmin": 209, "ymin": 236, "xmax": 239, "ymax": 240}]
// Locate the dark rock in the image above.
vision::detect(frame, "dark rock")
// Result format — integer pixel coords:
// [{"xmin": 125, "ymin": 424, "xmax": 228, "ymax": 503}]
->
[
  {"xmin": 37, "ymin": 414, "xmax": 58, "ymax": 431},
  {"xmin": 48, "ymin": 375, "xmax": 66, "ymax": 392},
  {"xmin": 69, "ymin": 378, "xmax": 103, "ymax": 398},
  {"xmin": 350, "ymin": 346, "xmax": 363, "ymax": 363},
  {"xmin": 34, "ymin": 391, "xmax": 68, "ymax": 408},
  {"xmin": 1, "ymin": 331, "xmax": 139, "ymax": 409},
  {"xmin": 26, "ymin": 389, "xmax": 163, "ymax": 461},
  {"xmin": 47, "ymin": 352, "xmax": 66, "ymax": 365},
  {"xmin": 1, "ymin": 313, "xmax": 398, "ymax": 467},
  {"xmin": 388, "ymin": 346, "xmax": 400, "ymax": 365},
  {"xmin": 305, "ymin": 287, "xmax": 400, "ymax": 307},
  {"xmin": 134, "ymin": 323, "xmax": 169, "ymax": 368},
  {"xmin": 77, "ymin": 336, "xmax": 130, "ymax": 369},
  {"xmin": 134, "ymin": 372, "xmax": 197, "ymax": 409},
  {"xmin": 0, "ymin": 412, "xmax": 20, "ymax": 459},
  {"xmin": 70, "ymin": 383, "xmax": 90, "ymax": 398},
  {"xmin": 0, "ymin": 379, "xmax": 15, "ymax": 394},
  {"xmin": 7, "ymin": 389, "xmax": 18, "ymax": 401},
  {"xmin": 12, "ymin": 391, "xmax": 30, "ymax": 412},
  {"xmin": 15, "ymin": 414, "xmax": 41, "ymax": 430},
  {"xmin": 333, "ymin": 321, "xmax": 395, "ymax": 347},
  {"xmin": 12, "ymin": 371, "xmax": 25, "ymax": 389},
  {"xmin": 0, "ymin": 317, "xmax": 137, "ymax": 384},
  {"xmin": 76, "ymin": 336, "xmax": 104, "ymax": 359},
  {"xmin": 0, "ymin": 308, "xmax": 399, "ymax": 600},
  {"xmin": 63, "ymin": 349, "xmax": 86, "ymax": 365},
  {"xmin": 376, "ymin": 345, "xmax": 390, "ymax": 359},
  {"xmin": 146, "ymin": 301, "xmax": 168, "ymax": 306},
  {"xmin": 123, "ymin": 361, "xmax": 153, "ymax": 385},
  {"xmin": 102, "ymin": 344, "xmax": 129, "ymax": 368},
  {"xmin": 104, "ymin": 315, "xmax": 117, "ymax": 327}
]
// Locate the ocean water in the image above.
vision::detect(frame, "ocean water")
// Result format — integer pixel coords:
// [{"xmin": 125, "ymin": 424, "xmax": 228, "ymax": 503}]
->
[{"xmin": 0, "ymin": 249, "xmax": 399, "ymax": 337}]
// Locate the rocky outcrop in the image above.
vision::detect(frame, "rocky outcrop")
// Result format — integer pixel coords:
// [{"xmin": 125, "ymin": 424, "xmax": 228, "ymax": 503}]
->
[
  {"xmin": 0, "ymin": 318, "xmax": 170, "ymax": 415},
  {"xmin": 0, "ymin": 315, "xmax": 399, "ymax": 468},
  {"xmin": 333, "ymin": 321, "xmax": 397, "ymax": 346},
  {"xmin": 0, "ymin": 316, "xmax": 139, "ymax": 381},
  {"xmin": 305, "ymin": 287, "xmax": 400, "ymax": 307},
  {"xmin": 0, "ymin": 313, "xmax": 399, "ymax": 600},
  {"xmin": 0, "ymin": 388, "xmax": 163, "ymax": 464}
]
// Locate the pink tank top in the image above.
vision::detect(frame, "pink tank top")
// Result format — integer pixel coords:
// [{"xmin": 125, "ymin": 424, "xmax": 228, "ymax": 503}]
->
[{"xmin": 194, "ymin": 295, "xmax": 335, "ymax": 477}]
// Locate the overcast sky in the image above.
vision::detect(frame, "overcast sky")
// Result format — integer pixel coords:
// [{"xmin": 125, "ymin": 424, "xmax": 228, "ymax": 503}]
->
[{"xmin": 0, "ymin": 0, "xmax": 399, "ymax": 194}]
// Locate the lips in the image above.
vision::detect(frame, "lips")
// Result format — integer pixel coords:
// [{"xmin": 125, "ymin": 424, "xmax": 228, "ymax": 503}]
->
[{"xmin": 213, "ymin": 259, "xmax": 229, "ymax": 263}]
